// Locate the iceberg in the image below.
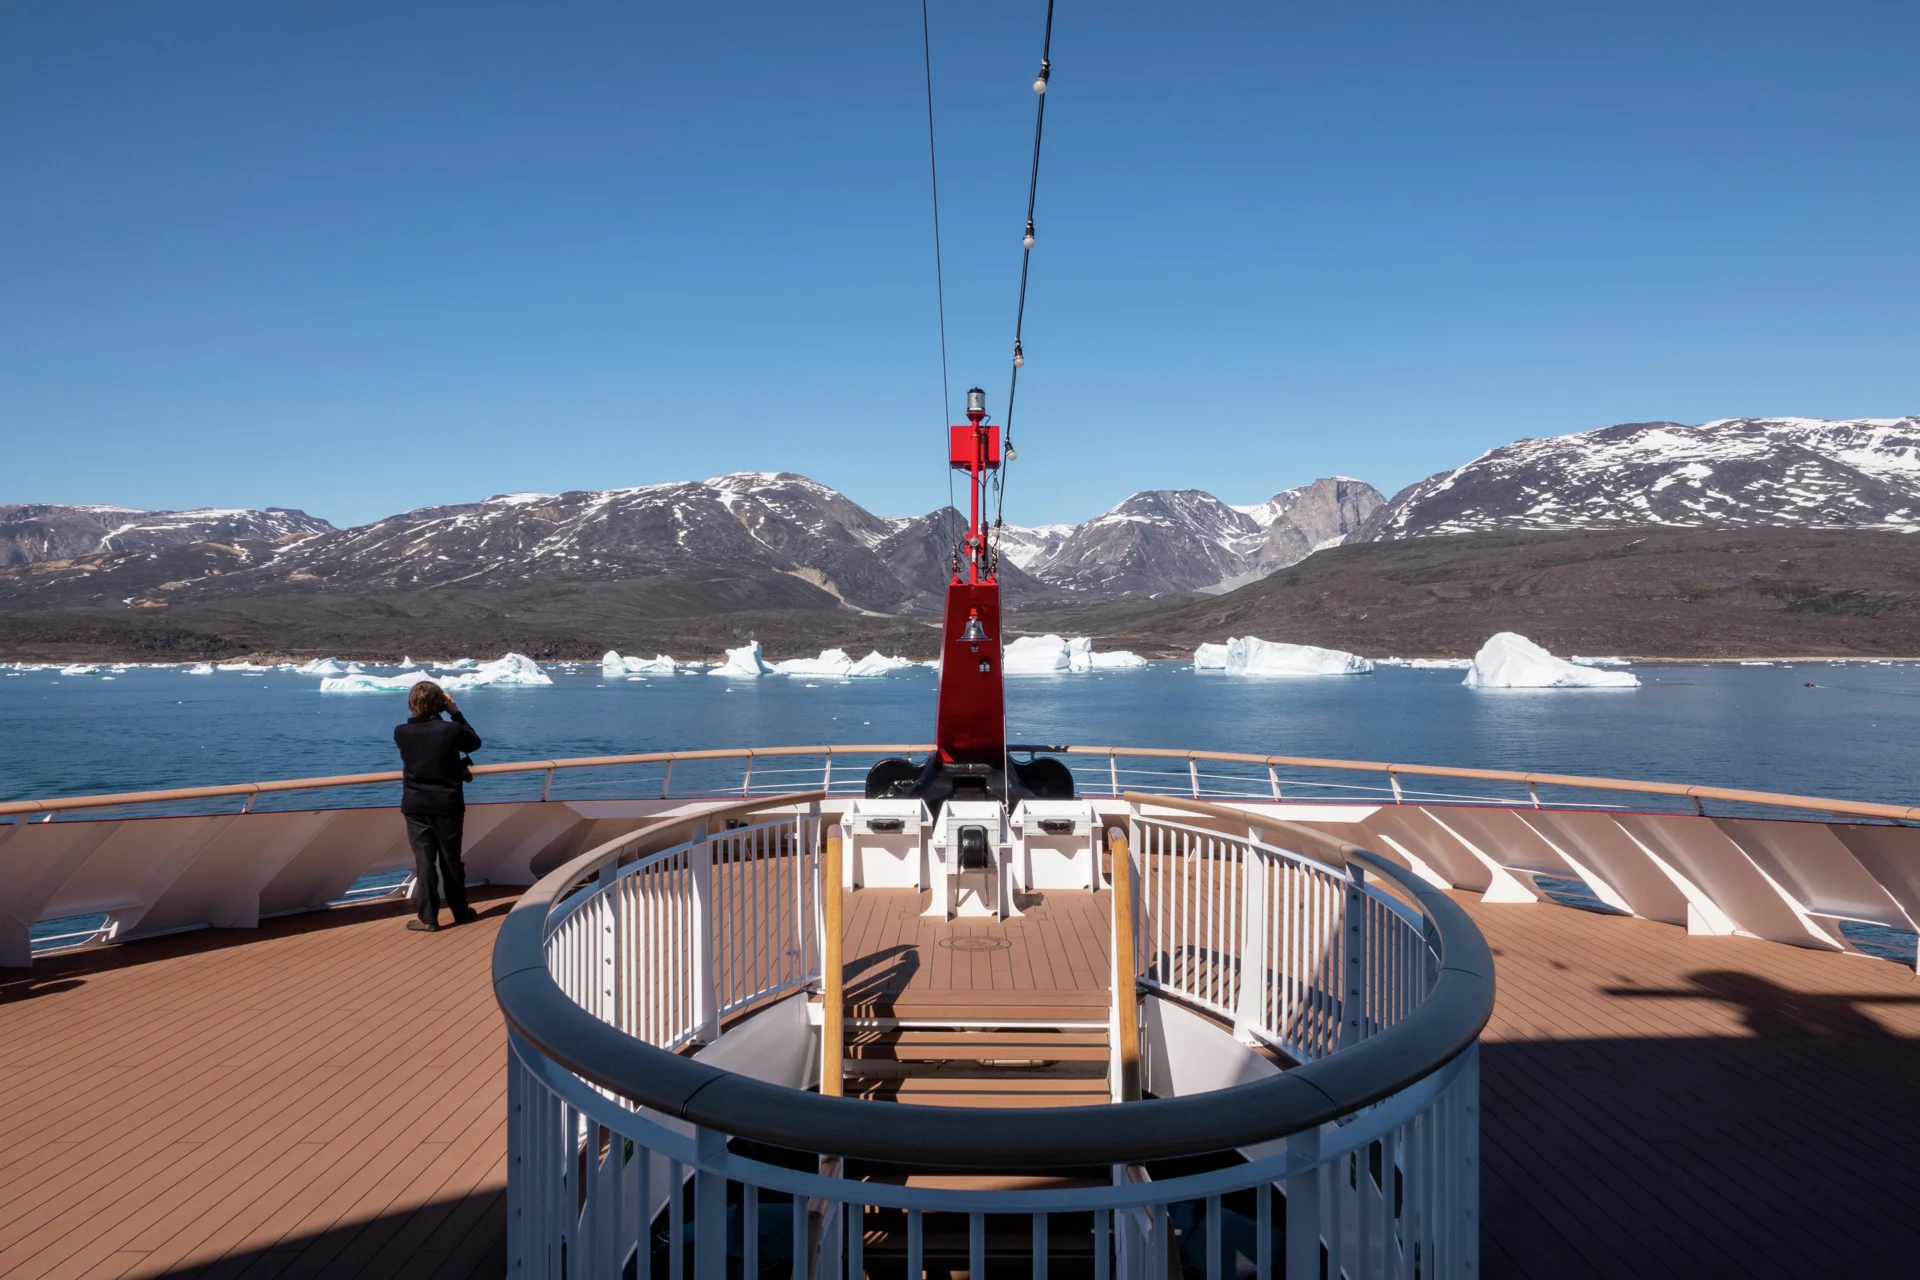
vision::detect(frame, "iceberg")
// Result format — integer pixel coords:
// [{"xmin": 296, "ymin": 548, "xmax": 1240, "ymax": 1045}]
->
[
  {"xmin": 320, "ymin": 652, "xmax": 553, "ymax": 693},
  {"xmin": 846, "ymin": 651, "xmax": 916, "ymax": 677},
  {"xmin": 708, "ymin": 642, "xmax": 770, "ymax": 678},
  {"xmin": 1464, "ymin": 633, "xmax": 1639, "ymax": 689},
  {"xmin": 1067, "ymin": 636, "xmax": 1094, "ymax": 673},
  {"xmin": 1089, "ymin": 650, "xmax": 1149, "ymax": 669},
  {"xmin": 1394, "ymin": 657, "xmax": 1472, "ymax": 670},
  {"xmin": 772, "ymin": 649, "xmax": 855, "ymax": 677},
  {"xmin": 1003, "ymin": 635, "xmax": 1071, "ymax": 674},
  {"xmin": 1224, "ymin": 637, "xmax": 1373, "ymax": 677},
  {"xmin": 436, "ymin": 658, "xmax": 477, "ymax": 670},
  {"xmin": 606, "ymin": 649, "xmax": 684, "ymax": 676},
  {"xmin": 187, "ymin": 663, "xmax": 214, "ymax": 675},
  {"xmin": 1570, "ymin": 655, "xmax": 1628, "ymax": 668},
  {"xmin": 58, "ymin": 664, "xmax": 98, "ymax": 676},
  {"xmin": 1194, "ymin": 643, "xmax": 1230, "ymax": 670},
  {"xmin": 295, "ymin": 658, "xmax": 349, "ymax": 677}
]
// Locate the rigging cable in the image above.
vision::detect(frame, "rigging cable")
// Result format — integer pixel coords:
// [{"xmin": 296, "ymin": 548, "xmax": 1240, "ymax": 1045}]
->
[
  {"xmin": 990, "ymin": 0, "xmax": 1056, "ymax": 571},
  {"xmin": 920, "ymin": 0, "xmax": 960, "ymax": 571}
]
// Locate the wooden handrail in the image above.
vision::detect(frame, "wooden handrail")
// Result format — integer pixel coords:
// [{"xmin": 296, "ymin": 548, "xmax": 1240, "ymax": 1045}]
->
[
  {"xmin": 1107, "ymin": 827, "xmax": 1141, "ymax": 1102},
  {"xmin": 820, "ymin": 828, "xmax": 845, "ymax": 1098},
  {"xmin": 4, "ymin": 741, "xmax": 1911, "ymax": 823},
  {"xmin": 0, "ymin": 744, "xmax": 932, "ymax": 817}
]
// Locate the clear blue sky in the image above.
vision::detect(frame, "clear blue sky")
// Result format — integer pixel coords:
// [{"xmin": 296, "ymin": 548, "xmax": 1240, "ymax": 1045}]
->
[{"xmin": 4, "ymin": 1, "xmax": 1917, "ymax": 529}]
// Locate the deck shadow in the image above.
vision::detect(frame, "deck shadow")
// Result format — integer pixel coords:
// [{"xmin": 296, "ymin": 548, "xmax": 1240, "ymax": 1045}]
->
[{"xmin": 1479, "ymin": 968, "xmax": 1920, "ymax": 1280}]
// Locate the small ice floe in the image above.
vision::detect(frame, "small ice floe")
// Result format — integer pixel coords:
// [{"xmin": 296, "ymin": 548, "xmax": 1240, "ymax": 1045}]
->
[
  {"xmin": 320, "ymin": 652, "xmax": 553, "ymax": 693},
  {"xmin": 58, "ymin": 664, "xmax": 98, "ymax": 676},
  {"xmin": 436, "ymin": 658, "xmax": 477, "ymax": 671},
  {"xmin": 1570, "ymin": 656, "xmax": 1629, "ymax": 668},
  {"xmin": 846, "ymin": 651, "xmax": 917, "ymax": 677},
  {"xmin": 187, "ymin": 663, "xmax": 215, "ymax": 675},
  {"xmin": 1464, "ymin": 633, "xmax": 1639, "ymax": 689},
  {"xmin": 1224, "ymin": 637, "xmax": 1373, "ymax": 677},
  {"xmin": 602, "ymin": 650, "xmax": 682, "ymax": 676},
  {"xmin": 771, "ymin": 649, "xmax": 854, "ymax": 678},
  {"xmin": 707, "ymin": 642, "xmax": 771, "ymax": 678},
  {"xmin": 295, "ymin": 658, "xmax": 348, "ymax": 676}
]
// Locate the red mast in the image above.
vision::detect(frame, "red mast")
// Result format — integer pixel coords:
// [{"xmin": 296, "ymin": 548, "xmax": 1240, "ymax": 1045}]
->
[{"xmin": 933, "ymin": 388, "xmax": 1005, "ymax": 767}]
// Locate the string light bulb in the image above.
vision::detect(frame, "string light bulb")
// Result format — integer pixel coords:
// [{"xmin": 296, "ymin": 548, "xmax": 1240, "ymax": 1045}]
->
[
  {"xmin": 1022, "ymin": 218, "xmax": 1035, "ymax": 251},
  {"xmin": 1033, "ymin": 58, "xmax": 1050, "ymax": 94},
  {"xmin": 1012, "ymin": 340, "xmax": 1025, "ymax": 369}
]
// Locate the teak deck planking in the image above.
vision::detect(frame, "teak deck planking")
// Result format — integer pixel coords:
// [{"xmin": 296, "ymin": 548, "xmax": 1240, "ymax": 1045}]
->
[{"xmin": 3, "ymin": 883, "xmax": 1919, "ymax": 1277}]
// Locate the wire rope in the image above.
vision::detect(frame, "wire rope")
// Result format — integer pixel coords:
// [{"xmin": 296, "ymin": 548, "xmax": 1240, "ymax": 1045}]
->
[
  {"xmin": 919, "ymin": 0, "xmax": 961, "ymax": 570},
  {"xmin": 990, "ymin": 0, "xmax": 1056, "ymax": 570}
]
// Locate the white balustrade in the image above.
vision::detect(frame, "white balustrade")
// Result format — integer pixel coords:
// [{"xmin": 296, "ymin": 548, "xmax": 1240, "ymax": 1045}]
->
[{"xmin": 510, "ymin": 803, "xmax": 1484, "ymax": 1280}]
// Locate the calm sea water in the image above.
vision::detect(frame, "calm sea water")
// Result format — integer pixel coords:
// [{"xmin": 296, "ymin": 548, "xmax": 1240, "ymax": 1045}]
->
[{"xmin": 4, "ymin": 659, "xmax": 1918, "ymax": 812}]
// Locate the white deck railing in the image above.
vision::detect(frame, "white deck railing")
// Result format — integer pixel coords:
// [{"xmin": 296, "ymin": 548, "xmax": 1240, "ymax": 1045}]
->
[{"xmin": 501, "ymin": 797, "xmax": 1489, "ymax": 1280}]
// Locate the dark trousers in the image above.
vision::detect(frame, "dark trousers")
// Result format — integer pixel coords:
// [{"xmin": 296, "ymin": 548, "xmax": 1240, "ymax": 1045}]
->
[{"xmin": 405, "ymin": 812, "xmax": 471, "ymax": 922}]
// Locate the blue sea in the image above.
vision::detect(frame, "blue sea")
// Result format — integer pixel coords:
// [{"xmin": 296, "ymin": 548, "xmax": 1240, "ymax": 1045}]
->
[{"xmin": 4, "ymin": 658, "xmax": 1918, "ymax": 814}]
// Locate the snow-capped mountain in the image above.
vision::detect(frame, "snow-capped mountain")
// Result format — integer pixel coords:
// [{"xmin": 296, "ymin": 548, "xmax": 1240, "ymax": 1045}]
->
[
  {"xmin": 0, "ymin": 504, "xmax": 332, "ymax": 567},
  {"xmin": 1023, "ymin": 478, "xmax": 1386, "ymax": 594},
  {"xmin": 1362, "ymin": 417, "xmax": 1920, "ymax": 540},
  {"xmin": 199, "ymin": 473, "xmax": 949, "ymax": 613}
]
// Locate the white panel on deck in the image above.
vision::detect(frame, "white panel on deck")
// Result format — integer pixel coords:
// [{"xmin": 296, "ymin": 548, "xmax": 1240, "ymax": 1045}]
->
[
  {"xmin": 1712, "ymin": 818, "xmax": 1907, "ymax": 929},
  {"xmin": 1824, "ymin": 825, "xmax": 1920, "ymax": 934},
  {"xmin": 1350, "ymin": 807, "xmax": 1494, "ymax": 892},
  {"xmin": 1613, "ymin": 813, "xmax": 1840, "ymax": 949},
  {"xmin": 126, "ymin": 811, "xmax": 336, "ymax": 937},
  {"xmin": 0, "ymin": 819, "xmax": 126, "ymax": 965},
  {"xmin": 1515, "ymin": 809, "xmax": 1691, "ymax": 924},
  {"xmin": 37, "ymin": 815, "xmax": 237, "ymax": 927},
  {"xmin": 258, "ymin": 807, "xmax": 413, "ymax": 917},
  {"xmin": 1433, "ymin": 806, "xmax": 1633, "ymax": 911}
]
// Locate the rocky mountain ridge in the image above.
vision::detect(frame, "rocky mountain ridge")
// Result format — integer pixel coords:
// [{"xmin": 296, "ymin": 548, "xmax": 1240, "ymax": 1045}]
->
[
  {"xmin": 1360, "ymin": 416, "xmax": 1920, "ymax": 540},
  {"xmin": 0, "ymin": 504, "xmax": 333, "ymax": 567}
]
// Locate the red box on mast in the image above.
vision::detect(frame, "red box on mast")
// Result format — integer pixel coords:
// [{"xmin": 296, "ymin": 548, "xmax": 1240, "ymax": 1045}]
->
[{"xmin": 948, "ymin": 424, "xmax": 1002, "ymax": 471}]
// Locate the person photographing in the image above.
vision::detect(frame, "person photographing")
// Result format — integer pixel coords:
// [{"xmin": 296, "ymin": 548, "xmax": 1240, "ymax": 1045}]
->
[{"xmin": 394, "ymin": 680, "xmax": 482, "ymax": 932}]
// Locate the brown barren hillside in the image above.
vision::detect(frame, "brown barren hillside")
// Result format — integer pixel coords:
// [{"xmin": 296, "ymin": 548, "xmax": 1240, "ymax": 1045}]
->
[{"xmin": 1016, "ymin": 527, "xmax": 1920, "ymax": 659}]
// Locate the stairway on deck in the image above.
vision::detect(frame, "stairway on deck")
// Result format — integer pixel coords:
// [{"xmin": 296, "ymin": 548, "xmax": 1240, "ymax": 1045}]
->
[{"xmin": 839, "ymin": 973, "xmax": 1113, "ymax": 1108}]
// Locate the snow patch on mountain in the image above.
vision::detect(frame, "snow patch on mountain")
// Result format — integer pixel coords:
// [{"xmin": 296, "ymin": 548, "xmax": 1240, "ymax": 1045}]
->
[{"xmin": 1364, "ymin": 417, "xmax": 1920, "ymax": 540}]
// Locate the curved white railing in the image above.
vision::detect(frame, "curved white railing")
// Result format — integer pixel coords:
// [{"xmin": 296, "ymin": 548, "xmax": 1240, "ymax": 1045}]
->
[{"xmin": 497, "ymin": 794, "xmax": 1493, "ymax": 1280}]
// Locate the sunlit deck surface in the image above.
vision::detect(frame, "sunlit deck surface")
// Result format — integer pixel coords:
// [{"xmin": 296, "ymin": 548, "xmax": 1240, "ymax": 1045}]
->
[
  {"xmin": 3, "ymin": 889, "xmax": 1918, "ymax": 1278},
  {"xmin": 840, "ymin": 888, "xmax": 1111, "ymax": 1013}
]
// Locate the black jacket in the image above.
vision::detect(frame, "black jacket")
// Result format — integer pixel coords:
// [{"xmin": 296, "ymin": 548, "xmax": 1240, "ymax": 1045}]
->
[{"xmin": 394, "ymin": 711, "xmax": 483, "ymax": 816}]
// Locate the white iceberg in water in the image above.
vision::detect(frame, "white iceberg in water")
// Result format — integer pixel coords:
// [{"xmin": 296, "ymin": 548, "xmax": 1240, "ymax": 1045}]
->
[
  {"xmin": 1003, "ymin": 635, "xmax": 1072, "ymax": 674},
  {"xmin": 1194, "ymin": 643, "xmax": 1230, "ymax": 670},
  {"xmin": 58, "ymin": 664, "xmax": 98, "ymax": 675},
  {"xmin": 320, "ymin": 652, "xmax": 552, "ymax": 693},
  {"xmin": 1224, "ymin": 637, "xmax": 1373, "ymax": 677},
  {"xmin": 295, "ymin": 658, "xmax": 348, "ymax": 676},
  {"xmin": 436, "ymin": 658, "xmax": 477, "ymax": 670},
  {"xmin": 708, "ymin": 642, "xmax": 770, "ymax": 677},
  {"xmin": 847, "ymin": 651, "xmax": 916, "ymax": 677},
  {"xmin": 1570, "ymin": 655, "xmax": 1629, "ymax": 668},
  {"xmin": 1006, "ymin": 634, "xmax": 1145, "ymax": 674},
  {"xmin": 1390, "ymin": 657, "xmax": 1472, "ymax": 670},
  {"xmin": 1464, "ymin": 633, "xmax": 1639, "ymax": 689},
  {"xmin": 604, "ymin": 650, "xmax": 682, "ymax": 675},
  {"xmin": 187, "ymin": 663, "xmax": 214, "ymax": 675},
  {"xmin": 772, "ymin": 649, "xmax": 854, "ymax": 677}
]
